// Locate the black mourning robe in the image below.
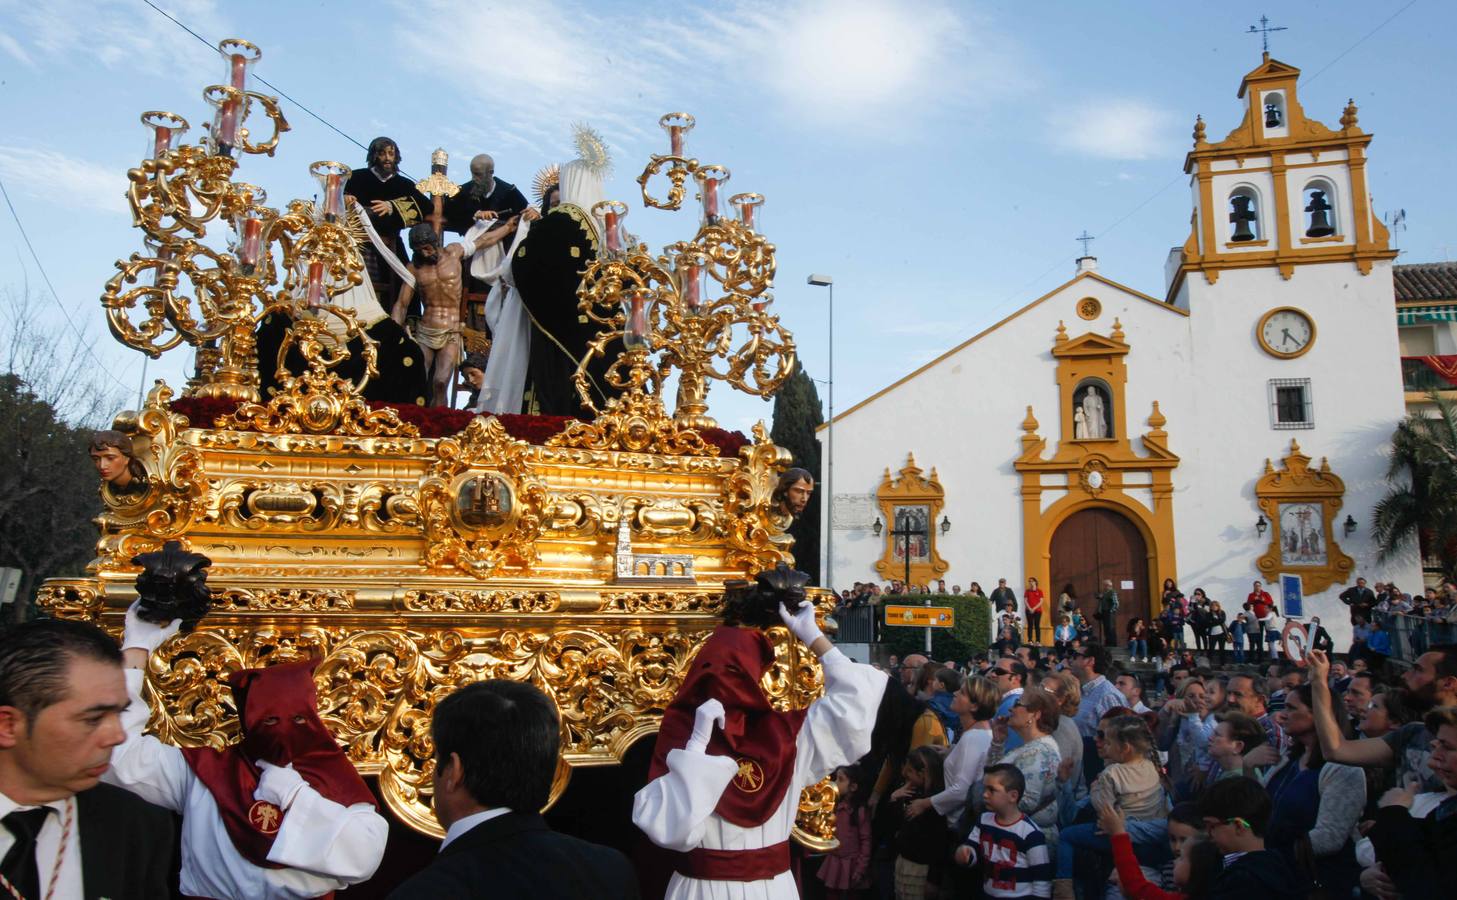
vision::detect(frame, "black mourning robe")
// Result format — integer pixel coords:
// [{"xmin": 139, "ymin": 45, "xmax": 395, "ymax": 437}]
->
[
  {"xmin": 255, "ymin": 312, "xmax": 428, "ymax": 406},
  {"xmin": 511, "ymin": 204, "xmax": 614, "ymax": 416},
  {"xmin": 444, "ymin": 178, "xmax": 529, "ymax": 235},
  {"xmin": 344, "ymin": 169, "xmax": 430, "ymax": 318}
]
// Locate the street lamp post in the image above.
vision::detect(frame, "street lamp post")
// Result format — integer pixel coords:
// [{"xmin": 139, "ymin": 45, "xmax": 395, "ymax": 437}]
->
[
  {"xmin": 889, "ymin": 513, "xmax": 930, "ymax": 653},
  {"xmin": 808, "ymin": 274, "xmax": 833, "ymax": 592}
]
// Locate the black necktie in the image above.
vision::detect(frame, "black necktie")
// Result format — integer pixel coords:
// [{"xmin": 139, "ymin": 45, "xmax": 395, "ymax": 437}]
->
[{"xmin": 1, "ymin": 808, "xmax": 53, "ymax": 900}]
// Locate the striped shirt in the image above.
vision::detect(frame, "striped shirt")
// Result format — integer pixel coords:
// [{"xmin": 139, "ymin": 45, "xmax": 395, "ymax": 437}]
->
[{"xmin": 962, "ymin": 811, "xmax": 1051, "ymax": 898}]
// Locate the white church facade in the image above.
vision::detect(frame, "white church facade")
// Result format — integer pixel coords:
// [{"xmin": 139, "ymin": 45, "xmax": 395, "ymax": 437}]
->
[{"xmin": 818, "ymin": 55, "xmax": 1420, "ymax": 647}]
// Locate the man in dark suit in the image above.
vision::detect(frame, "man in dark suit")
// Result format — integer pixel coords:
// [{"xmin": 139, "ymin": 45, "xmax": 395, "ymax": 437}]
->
[
  {"xmin": 0, "ymin": 618, "xmax": 174, "ymax": 899},
  {"xmin": 389, "ymin": 680, "xmax": 639, "ymax": 899}
]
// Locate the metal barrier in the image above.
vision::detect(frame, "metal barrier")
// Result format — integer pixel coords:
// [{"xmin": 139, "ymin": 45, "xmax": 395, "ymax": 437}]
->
[
  {"xmin": 1377, "ymin": 611, "xmax": 1457, "ymax": 664},
  {"xmin": 832, "ymin": 604, "xmax": 878, "ymax": 644}
]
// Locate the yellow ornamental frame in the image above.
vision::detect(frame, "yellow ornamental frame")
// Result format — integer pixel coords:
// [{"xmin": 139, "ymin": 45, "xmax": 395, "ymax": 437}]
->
[
  {"xmin": 874, "ymin": 455, "xmax": 949, "ymax": 586},
  {"xmin": 1255, "ymin": 440, "xmax": 1355, "ymax": 593}
]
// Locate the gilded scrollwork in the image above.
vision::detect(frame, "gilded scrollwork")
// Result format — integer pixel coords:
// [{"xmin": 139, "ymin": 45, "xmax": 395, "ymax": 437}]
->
[
  {"xmin": 221, "ymin": 369, "xmax": 418, "ymax": 438},
  {"xmin": 213, "ymin": 587, "xmax": 356, "ymax": 611},
  {"xmin": 32, "ymin": 581, "xmax": 104, "ymax": 621},
  {"xmin": 399, "ymin": 590, "xmax": 558, "ymax": 613},
  {"xmin": 722, "ymin": 422, "xmax": 795, "ymax": 571},
  {"xmin": 548, "ymin": 389, "xmax": 719, "ymax": 457},
  {"xmin": 420, "ymin": 417, "xmax": 550, "ymax": 578},
  {"xmin": 598, "ymin": 591, "xmax": 724, "ymax": 614}
]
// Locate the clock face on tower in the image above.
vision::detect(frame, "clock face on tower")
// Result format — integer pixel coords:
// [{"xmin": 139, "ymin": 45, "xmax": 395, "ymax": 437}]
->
[{"xmin": 1257, "ymin": 307, "xmax": 1316, "ymax": 359}]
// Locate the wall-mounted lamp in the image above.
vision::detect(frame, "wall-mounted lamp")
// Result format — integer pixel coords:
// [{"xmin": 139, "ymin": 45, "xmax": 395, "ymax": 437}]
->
[
  {"xmin": 940, "ymin": 515, "xmax": 951, "ymax": 535},
  {"xmin": 1343, "ymin": 515, "xmax": 1357, "ymax": 537},
  {"xmin": 872, "ymin": 517, "xmax": 883, "ymax": 537},
  {"xmin": 1256, "ymin": 515, "xmax": 1268, "ymax": 537}
]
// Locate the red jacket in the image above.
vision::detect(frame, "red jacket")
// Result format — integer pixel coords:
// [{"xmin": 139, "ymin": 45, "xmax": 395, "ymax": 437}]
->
[{"xmin": 1245, "ymin": 590, "xmax": 1275, "ymax": 619}]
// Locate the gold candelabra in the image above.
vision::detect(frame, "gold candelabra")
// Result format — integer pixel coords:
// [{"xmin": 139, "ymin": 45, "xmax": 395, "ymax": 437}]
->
[
  {"xmin": 573, "ymin": 113, "xmax": 796, "ymax": 431},
  {"xmin": 102, "ymin": 39, "xmax": 369, "ymax": 402}
]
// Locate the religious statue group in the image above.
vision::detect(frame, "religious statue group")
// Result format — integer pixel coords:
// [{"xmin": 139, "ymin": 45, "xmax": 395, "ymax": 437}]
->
[{"xmin": 257, "ymin": 129, "xmax": 616, "ymax": 416}]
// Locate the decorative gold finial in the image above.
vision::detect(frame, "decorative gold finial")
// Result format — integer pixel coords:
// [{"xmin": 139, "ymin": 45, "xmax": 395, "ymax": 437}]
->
[
  {"xmin": 1193, "ymin": 115, "xmax": 1206, "ymax": 146},
  {"xmin": 1055, "ymin": 320, "xmax": 1068, "ymax": 342},
  {"xmin": 1340, "ymin": 99, "xmax": 1359, "ymax": 131},
  {"xmin": 1021, "ymin": 405, "xmax": 1039, "ymax": 433},
  {"xmin": 1110, "ymin": 317, "xmax": 1124, "ymax": 341}
]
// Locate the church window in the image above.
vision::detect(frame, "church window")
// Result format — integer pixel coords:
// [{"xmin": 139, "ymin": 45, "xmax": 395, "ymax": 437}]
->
[
  {"xmin": 1072, "ymin": 379, "xmax": 1114, "ymax": 440},
  {"xmin": 1228, "ymin": 189, "xmax": 1262, "ymax": 242},
  {"xmin": 1302, "ymin": 180, "xmax": 1338, "ymax": 238},
  {"xmin": 1268, "ymin": 378, "xmax": 1313, "ymax": 429}
]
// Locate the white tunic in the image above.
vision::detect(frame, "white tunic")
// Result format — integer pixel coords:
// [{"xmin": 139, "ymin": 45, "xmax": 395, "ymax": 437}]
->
[
  {"xmin": 104, "ymin": 669, "xmax": 388, "ymax": 899},
  {"xmin": 632, "ymin": 648, "xmax": 889, "ymax": 900}
]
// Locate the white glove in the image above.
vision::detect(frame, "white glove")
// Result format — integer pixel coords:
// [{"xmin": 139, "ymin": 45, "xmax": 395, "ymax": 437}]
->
[
  {"xmin": 122, "ymin": 600, "xmax": 182, "ymax": 654},
  {"xmin": 777, "ymin": 601, "xmax": 824, "ymax": 647},
  {"xmin": 685, "ymin": 698, "xmax": 726, "ymax": 754},
  {"xmin": 254, "ymin": 760, "xmax": 308, "ymax": 810}
]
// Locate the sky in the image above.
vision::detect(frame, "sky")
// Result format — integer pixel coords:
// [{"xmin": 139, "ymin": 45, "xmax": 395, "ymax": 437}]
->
[{"xmin": 1, "ymin": 0, "xmax": 1453, "ymax": 433}]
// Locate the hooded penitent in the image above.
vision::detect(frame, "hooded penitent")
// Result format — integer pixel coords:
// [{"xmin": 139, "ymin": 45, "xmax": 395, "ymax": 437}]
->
[
  {"xmin": 647, "ymin": 568, "xmax": 813, "ymax": 827},
  {"xmin": 181, "ymin": 659, "xmax": 377, "ymax": 867}
]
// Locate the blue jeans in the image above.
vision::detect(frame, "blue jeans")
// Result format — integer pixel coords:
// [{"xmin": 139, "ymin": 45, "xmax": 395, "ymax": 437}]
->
[
  {"xmin": 1130, "ymin": 638, "xmax": 1148, "ymax": 659},
  {"xmin": 1054, "ymin": 818, "xmax": 1173, "ymax": 878}
]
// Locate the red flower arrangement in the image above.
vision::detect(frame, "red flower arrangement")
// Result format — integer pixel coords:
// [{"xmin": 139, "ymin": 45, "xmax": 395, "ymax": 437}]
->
[{"xmin": 167, "ymin": 396, "xmax": 748, "ymax": 455}]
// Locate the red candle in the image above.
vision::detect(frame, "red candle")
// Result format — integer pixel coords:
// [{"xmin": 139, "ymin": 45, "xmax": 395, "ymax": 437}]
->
[
  {"xmin": 152, "ymin": 126, "xmax": 172, "ymax": 160},
  {"xmin": 683, "ymin": 263, "xmax": 702, "ymax": 311},
  {"xmin": 217, "ymin": 98, "xmax": 239, "ymax": 150},
  {"xmin": 626, "ymin": 294, "xmax": 648, "ymax": 348},
  {"xmin": 603, "ymin": 209, "xmax": 620, "ymax": 254},
  {"xmin": 740, "ymin": 203, "xmax": 755, "ymax": 229},
  {"xmin": 669, "ymin": 125, "xmax": 684, "ymax": 157},
  {"xmin": 229, "ymin": 54, "xmax": 248, "ymax": 90},
  {"xmin": 239, "ymin": 217, "xmax": 264, "ymax": 271},
  {"xmin": 305, "ymin": 260, "xmax": 325, "ymax": 308},
  {"xmin": 702, "ymin": 179, "xmax": 719, "ymax": 220},
  {"xmin": 323, "ymin": 173, "xmax": 344, "ymax": 221}
]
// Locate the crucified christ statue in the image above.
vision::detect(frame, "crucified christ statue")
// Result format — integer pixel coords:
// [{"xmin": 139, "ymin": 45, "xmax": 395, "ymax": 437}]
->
[{"xmin": 394, "ymin": 220, "xmax": 520, "ymax": 406}]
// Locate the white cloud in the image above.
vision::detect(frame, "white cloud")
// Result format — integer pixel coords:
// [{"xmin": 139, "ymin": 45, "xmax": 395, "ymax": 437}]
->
[
  {"xmin": 0, "ymin": 0, "xmax": 228, "ymax": 76},
  {"xmin": 0, "ymin": 146, "xmax": 130, "ymax": 215},
  {"xmin": 1049, "ymin": 98, "xmax": 1177, "ymax": 161}
]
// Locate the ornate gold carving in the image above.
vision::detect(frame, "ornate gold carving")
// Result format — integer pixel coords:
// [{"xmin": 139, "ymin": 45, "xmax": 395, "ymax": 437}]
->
[
  {"xmin": 549, "ymin": 390, "xmax": 718, "ymax": 457},
  {"xmin": 33, "ymin": 580, "xmax": 103, "ymax": 620},
  {"xmin": 222, "ymin": 369, "xmax": 418, "ymax": 437},
  {"xmin": 420, "ymin": 417, "xmax": 549, "ymax": 578},
  {"xmin": 794, "ymin": 776, "xmax": 839, "ymax": 851},
  {"xmin": 1255, "ymin": 440, "xmax": 1355, "ymax": 593},
  {"xmin": 722, "ymin": 423, "xmax": 795, "ymax": 571},
  {"xmin": 400, "ymin": 590, "xmax": 558, "ymax": 613},
  {"xmin": 214, "ymin": 587, "xmax": 355, "ymax": 610},
  {"xmin": 598, "ymin": 591, "xmax": 724, "ymax": 614},
  {"xmin": 874, "ymin": 454, "xmax": 949, "ymax": 586}
]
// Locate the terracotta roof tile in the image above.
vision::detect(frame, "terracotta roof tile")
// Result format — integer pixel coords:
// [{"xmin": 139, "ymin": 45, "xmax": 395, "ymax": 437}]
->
[{"xmin": 1395, "ymin": 262, "xmax": 1457, "ymax": 302}]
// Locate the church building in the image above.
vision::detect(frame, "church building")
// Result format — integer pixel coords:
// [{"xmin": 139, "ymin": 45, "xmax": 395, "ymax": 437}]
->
[{"xmin": 818, "ymin": 54, "xmax": 1420, "ymax": 646}]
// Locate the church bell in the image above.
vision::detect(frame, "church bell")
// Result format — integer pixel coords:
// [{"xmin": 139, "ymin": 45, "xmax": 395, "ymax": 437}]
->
[
  {"xmin": 1229, "ymin": 195, "xmax": 1258, "ymax": 242},
  {"xmin": 1304, "ymin": 190, "xmax": 1335, "ymax": 238},
  {"xmin": 1264, "ymin": 102, "xmax": 1282, "ymax": 128}
]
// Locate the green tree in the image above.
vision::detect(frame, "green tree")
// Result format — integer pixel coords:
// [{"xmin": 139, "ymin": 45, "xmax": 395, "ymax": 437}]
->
[
  {"xmin": 1373, "ymin": 391, "xmax": 1457, "ymax": 580},
  {"xmin": 770, "ymin": 362, "xmax": 823, "ymax": 583},
  {"xmin": 0, "ymin": 289, "xmax": 122, "ymax": 622}
]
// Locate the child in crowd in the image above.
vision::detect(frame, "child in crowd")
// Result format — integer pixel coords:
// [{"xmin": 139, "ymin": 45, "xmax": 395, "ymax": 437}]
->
[
  {"xmin": 889, "ymin": 746, "xmax": 949, "ymax": 900},
  {"xmin": 955, "ymin": 763, "xmax": 1051, "ymax": 899},
  {"xmin": 1096, "ymin": 798, "xmax": 1223, "ymax": 900},
  {"xmin": 1229, "ymin": 614, "xmax": 1248, "ymax": 664},
  {"xmin": 1196, "ymin": 776, "xmax": 1303, "ymax": 899},
  {"xmin": 1072, "ymin": 610, "xmax": 1093, "ymax": 643},
  {"xmin": 819, "ymin": 764, "xmax": 872, "ymax": 899},
  {"xmin": 1054, "ymin": 615, "xmax": 1075, "ymax": 656}
]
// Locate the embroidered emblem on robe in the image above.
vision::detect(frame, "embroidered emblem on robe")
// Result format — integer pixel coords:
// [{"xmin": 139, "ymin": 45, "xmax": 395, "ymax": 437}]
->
[
  {"xmin": 734, "ymin": 759, "xmax": 765, "ymax": 794},
  {"xmin": 248, "ymin": 800, "xmax": 283, "ymax": 834}
]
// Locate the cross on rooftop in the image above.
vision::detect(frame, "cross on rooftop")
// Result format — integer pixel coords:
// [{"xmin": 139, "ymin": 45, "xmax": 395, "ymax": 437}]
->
[
  {"xmin": 1076, "ymin": 230, "xmax": 1095, "ymax": 257},
  {"xmin": 1247, "ymin": 15, "xmax": 1288, "ymax": 54}
]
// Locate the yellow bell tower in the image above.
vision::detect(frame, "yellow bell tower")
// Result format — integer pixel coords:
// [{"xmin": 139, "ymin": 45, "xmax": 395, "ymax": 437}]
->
[{"xmin": 1168, "ymin": 53, "xmax": 1397, "ymax": 296}]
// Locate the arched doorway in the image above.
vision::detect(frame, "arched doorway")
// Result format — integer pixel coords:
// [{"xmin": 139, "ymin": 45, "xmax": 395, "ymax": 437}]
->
[{"xmin": 1049, "ymin": 507, "xmax": 1150, "ymax": 632}]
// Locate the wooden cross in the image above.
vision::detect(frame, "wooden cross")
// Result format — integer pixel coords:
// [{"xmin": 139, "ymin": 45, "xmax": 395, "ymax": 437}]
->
[{"xmin": 1076, "ymin": 230, "xmax": 1095, "ymax": 257}]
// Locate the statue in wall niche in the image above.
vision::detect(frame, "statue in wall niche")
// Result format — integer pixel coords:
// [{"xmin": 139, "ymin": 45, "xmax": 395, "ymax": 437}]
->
[
  {"xmin": 1074, "ymin": 406, "xmax": 1089, "ymax": 440},
  {"xmin": 1079, "ymin": 385, "xmax": 1109, "ymax": 440}
]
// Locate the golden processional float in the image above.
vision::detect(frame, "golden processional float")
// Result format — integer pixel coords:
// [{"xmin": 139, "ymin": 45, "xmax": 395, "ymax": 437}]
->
[{"xmin": 37, "ymin": 39, "xmax": 840, "ymax": 845}]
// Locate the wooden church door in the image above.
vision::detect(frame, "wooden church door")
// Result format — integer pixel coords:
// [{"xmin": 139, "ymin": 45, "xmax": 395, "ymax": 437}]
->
[{"xmin": 1049, "ymin": 508, "xmax": 1150, "ymax": 633}]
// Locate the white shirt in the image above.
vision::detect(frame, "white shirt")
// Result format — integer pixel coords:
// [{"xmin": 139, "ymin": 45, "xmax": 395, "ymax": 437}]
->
[
  {"xmin": 931, "ymin": 727, "xmax": 993, "ymax": 821},
  {"xmin": 0, "ymin": 792, "xmax": 81, "ymax": 900},
  {"xmin": 104, "ymin": 668, "xmax": 389, "ymax": 899},
  {"xmin": 440, "ymin": 807, "xmax": 510, "ymax": 850},
  {"xmin": 632, "ymin": 648, "xmax": 889, "ymax": 900}
]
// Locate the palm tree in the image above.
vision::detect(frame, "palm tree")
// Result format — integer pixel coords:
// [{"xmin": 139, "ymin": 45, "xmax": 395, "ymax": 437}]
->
[{"xmin": 1373, "ymin": 391, "xmax": 1457, "ymax": 580}]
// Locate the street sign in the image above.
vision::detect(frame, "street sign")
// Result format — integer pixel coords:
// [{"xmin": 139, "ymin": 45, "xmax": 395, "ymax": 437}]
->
[
  {"xmin": 884, "ymin": 605, "xmax": 956, "ymax": 628},
  {"xmin": 1280, "ymin": 573, "xmax": 1303, "ymax": 618}
]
